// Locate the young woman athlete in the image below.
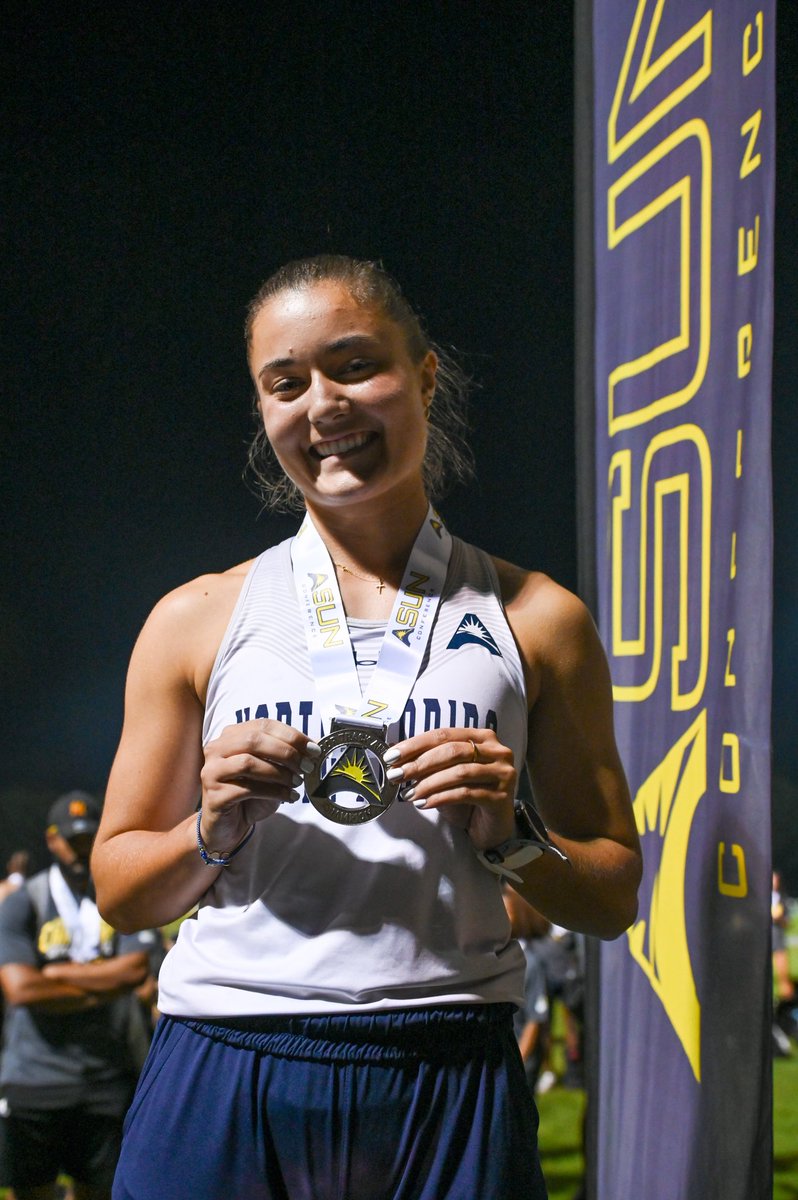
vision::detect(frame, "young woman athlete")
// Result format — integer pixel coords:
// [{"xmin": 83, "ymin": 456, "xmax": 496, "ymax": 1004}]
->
[{"xmin": 93, "ymin": 255, "xmax": 641, "ymax": 1200}]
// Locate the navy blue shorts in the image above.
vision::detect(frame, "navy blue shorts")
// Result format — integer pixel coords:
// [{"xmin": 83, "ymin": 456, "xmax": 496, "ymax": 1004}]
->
[{"xmin": 113, "ymin": 1005, "xmax": 547, "ymax": 1200}]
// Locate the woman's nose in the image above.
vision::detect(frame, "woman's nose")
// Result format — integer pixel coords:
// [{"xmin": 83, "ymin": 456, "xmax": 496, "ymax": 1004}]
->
[{"xmin": 307, "ymin": 373, "xmax": 350, "ymax": 423}]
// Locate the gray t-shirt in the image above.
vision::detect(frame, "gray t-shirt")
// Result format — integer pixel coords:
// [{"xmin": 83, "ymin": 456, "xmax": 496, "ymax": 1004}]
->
[{"xmin": 0, "ymin": 870, "xmax": 154, "ymax": 1113}]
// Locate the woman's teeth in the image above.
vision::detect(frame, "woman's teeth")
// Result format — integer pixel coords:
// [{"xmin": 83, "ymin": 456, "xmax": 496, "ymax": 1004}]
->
[{"xmin": 315, "ymin": 433, "xmax": 372, "ymax": 459}]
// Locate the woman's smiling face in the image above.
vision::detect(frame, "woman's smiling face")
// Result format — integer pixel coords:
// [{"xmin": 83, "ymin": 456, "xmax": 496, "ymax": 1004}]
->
[{"xmin": 248, "ymin": 281, "xmax": 437, "ymax": 514}]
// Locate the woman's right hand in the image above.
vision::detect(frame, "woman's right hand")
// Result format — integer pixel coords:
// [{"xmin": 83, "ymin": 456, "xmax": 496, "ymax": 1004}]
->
[{"xmin": 199, "ymin": 719, "xmax": 321, "ymax": 855}]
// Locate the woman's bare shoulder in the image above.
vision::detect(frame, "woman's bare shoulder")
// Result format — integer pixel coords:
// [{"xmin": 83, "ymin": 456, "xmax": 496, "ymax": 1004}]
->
[
  {"xmin": 130, "ymin": 559, "xmax": 257, "ymax": 698},
  {"xmin": 151, "ymin": 559, "xmax": 255, "ymax": 620},
  {"xmin": 144, "ymin": 559, "xmax": 254, "ymax": 633},
  {"xmin": 491, "ymin": 555, "xmax": 590, "ymax": 632},
  {"xmin": 490, "ymin": 555, "xmax": 601, "ymax": 686}
]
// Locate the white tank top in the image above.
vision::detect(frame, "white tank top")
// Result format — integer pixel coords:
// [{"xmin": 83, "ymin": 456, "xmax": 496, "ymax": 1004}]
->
[{"xmin": 158, "ymin": 535, "xmax": 529, "ymax": 1017}]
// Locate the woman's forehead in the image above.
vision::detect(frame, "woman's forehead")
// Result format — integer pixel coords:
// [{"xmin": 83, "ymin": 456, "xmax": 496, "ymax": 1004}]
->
[{"xmin": 250, "ymin": 281, "xmax": 398, "ymax": 352}]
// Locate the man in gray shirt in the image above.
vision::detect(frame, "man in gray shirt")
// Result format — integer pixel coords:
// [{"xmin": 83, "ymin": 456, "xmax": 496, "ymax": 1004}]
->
[{"xmin": 0, "ymin": 792, "xmax": 153, "ymax": 1199}]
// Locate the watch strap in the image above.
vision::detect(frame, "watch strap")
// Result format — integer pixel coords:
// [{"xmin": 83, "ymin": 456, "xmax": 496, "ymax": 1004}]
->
[
  {"xmin": 476, "ymin": 840, "xmax": 544, "ymax": 883},
  {"xmin": 476, "ymin": 796, "xmax": 568, "ymax": 882}
]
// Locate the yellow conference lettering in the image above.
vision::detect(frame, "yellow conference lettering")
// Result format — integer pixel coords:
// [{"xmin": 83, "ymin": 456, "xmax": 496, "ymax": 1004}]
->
[
  {"xmin": 737, "ymin": 324, "xmax": 753, "ymax": 378},
  {"xmin": 608, "ymin": 0, "xmax": 712, "ymax": 162},
  {"xmin": 718, "ymin": 842, "xmax": 748, "ymax": 898},
  {"xmin": 607, "ymin": 120, "xmax": 711, "ymax": 435},
  {"xmin": 719, "ymin": 733, "xmax": 741, "ymax": 793},
  {"xmin": 314, "ymin": 600, "xmax": 342, "ymax": 648},
  {"xmin": 610, "ymin": 425, "xmax": 711, "ymax": 710},
  {"xmin": 395, "ymin": 594, "xmax": 423, "ymax": 628},
  {"xmin": 724, "ymin": 629, "xmax": 737, "ymax": 687},
  {"xmin": 742, "ymin": 11, "xmax": 764, "ymax": 75},
  {"xmin": 737, "ymin": 215, "xmax": 760, "ymax": 274},
  {"xmin": 739, "ymin": 110, "xmax": 763, "ymax": 178}
]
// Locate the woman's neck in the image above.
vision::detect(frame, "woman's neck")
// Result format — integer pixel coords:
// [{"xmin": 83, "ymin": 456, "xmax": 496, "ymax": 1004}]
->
[
  {"xmin": 303, "ymin": 489, "xmax": 431, "ymax": 620},
  {"xmin": 304, "ymin": 489, "xmax": 430, "ymax": 580}
]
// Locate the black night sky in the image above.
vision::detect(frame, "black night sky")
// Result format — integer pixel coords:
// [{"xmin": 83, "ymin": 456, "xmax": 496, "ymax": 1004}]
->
[{"xmin": 3, "ymin": 5, "xmax": 797, "ymax": 879}]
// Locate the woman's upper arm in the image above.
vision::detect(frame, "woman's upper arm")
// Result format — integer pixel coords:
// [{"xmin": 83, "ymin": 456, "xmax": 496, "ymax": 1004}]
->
[
  {"xmin": 97, "ymin": 587, "xmax": 208, "ymax": 845},
  {"xmin": 522, "ymin": 584, "xmax": 636, "ymax": 849},
  {"xmin": 498, "ymin": 562, "xmax": 642, "ymax": 936}
]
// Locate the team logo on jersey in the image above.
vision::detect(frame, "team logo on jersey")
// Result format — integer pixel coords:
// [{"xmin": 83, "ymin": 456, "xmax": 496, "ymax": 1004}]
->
[{"xmin": 446, "ymin": 613, "xmax": 502, "ymax": 656}]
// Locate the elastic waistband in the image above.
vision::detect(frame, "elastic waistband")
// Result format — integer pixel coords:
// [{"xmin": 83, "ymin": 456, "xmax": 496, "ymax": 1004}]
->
[{"xmin": 172, "ymin": 1003, "xmax": 515, "ymax": 1066}]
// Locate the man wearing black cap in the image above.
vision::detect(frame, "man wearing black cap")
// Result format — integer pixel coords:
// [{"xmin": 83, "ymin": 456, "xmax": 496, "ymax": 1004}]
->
[{"xmin": 0, "ymin": 791, "xmax": 153, "ymax": 1199}]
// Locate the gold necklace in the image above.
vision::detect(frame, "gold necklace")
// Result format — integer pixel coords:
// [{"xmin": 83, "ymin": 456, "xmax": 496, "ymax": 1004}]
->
[{"xmin": 334, "ymin": 561, "xmax": 386, "ymax": 594}]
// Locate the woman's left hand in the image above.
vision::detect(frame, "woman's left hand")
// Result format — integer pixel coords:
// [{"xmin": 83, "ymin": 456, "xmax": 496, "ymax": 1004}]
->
[{"xmin": 383, "ymin": 727, "xmax": 517, "ymax": 851}]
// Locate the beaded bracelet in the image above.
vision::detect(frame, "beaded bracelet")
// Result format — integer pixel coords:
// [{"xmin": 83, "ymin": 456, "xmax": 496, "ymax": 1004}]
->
[{"xmin": 196, "ymin": 811, "xmax": 255, "ymax": 867}]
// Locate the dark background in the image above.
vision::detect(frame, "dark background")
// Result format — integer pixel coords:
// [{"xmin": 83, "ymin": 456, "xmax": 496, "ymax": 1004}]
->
[{"xmin": 3, "ymin": 4, "xmax": 796, "ymax": 881}]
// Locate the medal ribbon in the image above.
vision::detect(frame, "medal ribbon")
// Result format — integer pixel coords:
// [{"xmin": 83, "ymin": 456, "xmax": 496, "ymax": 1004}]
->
[{"xmin": 291, "ymin": 505, "xmax": 452, "ymax": 732}]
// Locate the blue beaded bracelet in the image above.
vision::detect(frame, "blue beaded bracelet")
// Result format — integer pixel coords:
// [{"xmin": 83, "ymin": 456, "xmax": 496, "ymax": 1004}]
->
[{"xmin": 196, "ymin": 811, "xmax": 255, "ymax": 867}]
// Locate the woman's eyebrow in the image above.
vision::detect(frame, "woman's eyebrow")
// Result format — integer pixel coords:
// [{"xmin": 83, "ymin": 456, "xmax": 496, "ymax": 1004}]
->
[
  {"xmin": 258, "ymin": 355, "xmax": 295, "ymax": 378},
  {"xmin": 326, "ymin": 333, "xmax": 381, "ymax": 354}
]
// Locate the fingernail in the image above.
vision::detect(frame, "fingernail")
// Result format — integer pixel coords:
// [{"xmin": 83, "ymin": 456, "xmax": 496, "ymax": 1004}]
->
[
  {"xmin": 305, "ymin": 742, "xmax": 322, "ymax": 757},
  {"xmin": 286, "ymin": 788, "xmax": 303, "ymax": 803},
  {"xmin": 291, "ymin": 772, "xmax": 303, "ymax": 786},
  {"xmin": 300, "ymin": 757, "xmax": 316, "ymax": 774},
  {"xmin": 403, "ymin": 786, "xmax": 415, "ymax": 801},
  {"xmin": 413, "ymin": 797, "xmax": 428, "ymax": 809},
  {"xmin": 383, "ymin": 747, "xmax": 400, "ymax": 764},
  {"xmin": 386, "ymin": 766, "xmax": 404, "ymax": 782}
]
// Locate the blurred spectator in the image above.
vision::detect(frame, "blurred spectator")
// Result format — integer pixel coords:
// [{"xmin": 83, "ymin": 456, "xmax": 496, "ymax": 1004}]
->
[
  {"xmin": 772, "ymin": 869, "xmax": 796, "ymax": 1056},
  {"xmin": 536, "ymin": 925, "xmax": 586, "ymax": 1090},
  {"xmin": 0, "ymin": 852, "xmax": 30, "ymax": 907},
  {"xmin": 772, "ymin": 870, "xmax": 794, "ymax": 1001},
  {"xmin": 0, "ymin": 791, "xmax": 153, "ymax": 1199},
  {"xmin": 503, "ymin": 885, "xmax": 552, "ymax": 1093}
]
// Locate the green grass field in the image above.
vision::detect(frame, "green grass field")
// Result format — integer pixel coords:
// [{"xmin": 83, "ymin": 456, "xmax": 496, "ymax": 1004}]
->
[
  {"xmin": 537, "ymin": 1085, "xmax": 588, "ymax": 1199},
  {"xmin": 534, "ymin": 1053, "xmax": 798, "ymax": 1200}
]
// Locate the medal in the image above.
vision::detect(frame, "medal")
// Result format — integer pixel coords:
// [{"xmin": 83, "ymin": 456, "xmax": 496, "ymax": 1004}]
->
[
  {"xmin": 293, "ymin": 505, "xmax": 452, "ymax": 825},
  {"xmin": 305, "ymin": 721, "xmax": 399, "ymax": 824}
]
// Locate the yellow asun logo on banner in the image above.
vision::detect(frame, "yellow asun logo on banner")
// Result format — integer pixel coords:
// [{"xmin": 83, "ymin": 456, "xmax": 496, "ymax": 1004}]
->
[{"xmin": 626, "ymin": 710, "xmax": 706, "ymax": 1082}]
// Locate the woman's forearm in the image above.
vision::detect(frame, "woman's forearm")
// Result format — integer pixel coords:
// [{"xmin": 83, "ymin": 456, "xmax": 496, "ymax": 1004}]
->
[
  {"xmin": 511, "ymin": 834, "xmax": 641, "ymax": 940},
  {"xmin": 92, "ymin": 813, "xmax": 220, "ymax": 933}
]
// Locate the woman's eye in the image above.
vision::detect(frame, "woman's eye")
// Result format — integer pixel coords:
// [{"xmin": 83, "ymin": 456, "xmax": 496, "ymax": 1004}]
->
[
  {"xmin": 340, "ymin": 358, "xmax": 374, "ymax": 376},
  {"xmin": 272, "ymin": 378, "xmax": 302, "ymax": 395}
]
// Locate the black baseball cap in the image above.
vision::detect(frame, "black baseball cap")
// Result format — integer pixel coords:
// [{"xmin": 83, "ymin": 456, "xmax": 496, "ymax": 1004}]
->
[{"xmin": 46, "ymin": 791, "xmax": 101, "ymax": 840}]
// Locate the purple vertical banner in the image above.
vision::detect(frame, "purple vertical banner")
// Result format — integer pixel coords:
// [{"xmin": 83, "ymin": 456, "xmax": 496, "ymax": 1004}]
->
[{"xmin": 590, "ymin": 3, "xmax": 775, "ymax": 1197}]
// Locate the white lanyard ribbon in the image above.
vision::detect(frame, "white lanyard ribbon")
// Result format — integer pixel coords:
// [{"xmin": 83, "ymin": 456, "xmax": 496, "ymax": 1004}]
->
[
  {"xmin": 48, "ymin": 864, "xmax": 101, "ymax": 962},
  {"xmin": 292, "ymin": 505, "xmax": 452, "ymax": 732}
]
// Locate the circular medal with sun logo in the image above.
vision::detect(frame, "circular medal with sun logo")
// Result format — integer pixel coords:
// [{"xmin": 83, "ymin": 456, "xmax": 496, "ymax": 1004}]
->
[{"xmin": 304, "ymin": 724, "xmax": 398, "ymax": 824}]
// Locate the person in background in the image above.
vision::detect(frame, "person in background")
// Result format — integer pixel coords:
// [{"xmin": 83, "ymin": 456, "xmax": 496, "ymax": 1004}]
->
[
  {"xmin": 503, "ymin": 884, "xmax": 550, "ymax": 1093},
  {"xmin": 534, "ymin": 924, "xmax": 586, "ymax": 1092},
  {"xmin": 772, "ymin": 870, "xmax": 794, "ymax": 1001},
  {"xmin": 0, "ymin": 792, "xmax": 153, "ymax": 1200},
  {"xmin": 772, "ymin": 869, "xmax": 796, "ymax": 1055},
  {"xmin": 0, "ymin": 852, "xmax": 30, "ymax": 907}
]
